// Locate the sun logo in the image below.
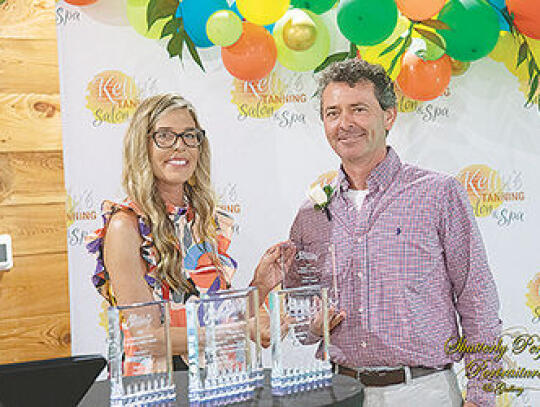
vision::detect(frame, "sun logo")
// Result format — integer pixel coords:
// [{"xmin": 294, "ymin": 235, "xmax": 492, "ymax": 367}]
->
[
  {"xmin": 231, "ymin": 71, "xmax": 286, "ymax": 120},
  {"xmin": 456, "ymin": 164, "xmax": 504, "ymax": 218},
  {"xmin": 86, "ymin": 70, "xmax": 139, "ymax": 125}
]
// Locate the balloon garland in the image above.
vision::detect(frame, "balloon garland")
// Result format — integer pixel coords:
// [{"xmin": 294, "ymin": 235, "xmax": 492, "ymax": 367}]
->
[{"xmin": 65, "ymin": 0, "xmax": 539, "ymax": 108}]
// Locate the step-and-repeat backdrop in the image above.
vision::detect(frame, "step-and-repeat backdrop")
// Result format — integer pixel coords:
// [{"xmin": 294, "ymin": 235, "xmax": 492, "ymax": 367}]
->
[{"xmin": 57, "ymin": 1, "xmax": 540, "ymax": 403}]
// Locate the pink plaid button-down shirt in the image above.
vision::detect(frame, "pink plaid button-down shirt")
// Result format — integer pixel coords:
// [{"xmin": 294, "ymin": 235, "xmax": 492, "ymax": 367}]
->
[{"xmin": 286, "ymin": 147, "xmax": 501, "ymax": 406}]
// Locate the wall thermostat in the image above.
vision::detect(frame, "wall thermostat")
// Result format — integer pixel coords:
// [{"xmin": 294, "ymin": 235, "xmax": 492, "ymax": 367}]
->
[{"xmin": 0, "ymin": 234, "xmax": 13, "ymax": 271}]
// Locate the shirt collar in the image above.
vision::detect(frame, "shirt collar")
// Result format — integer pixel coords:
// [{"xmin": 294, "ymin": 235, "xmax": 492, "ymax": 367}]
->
[{"xmin": 337, "ymin": 146, "xmax": 402, "ymax": 194}]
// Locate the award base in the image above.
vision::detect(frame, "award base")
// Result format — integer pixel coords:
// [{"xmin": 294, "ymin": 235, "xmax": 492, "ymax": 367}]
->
[{"xmin": 270, "ymin": 286, "xmax": 333, "ymax": 396}]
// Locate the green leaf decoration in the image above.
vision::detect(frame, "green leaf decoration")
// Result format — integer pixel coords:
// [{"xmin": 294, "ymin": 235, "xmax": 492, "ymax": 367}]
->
[
  {"xmin": 314, "ymin": 51, "xmax": 349, "ymax": 73},
  {"xmin": 501, "ymin": 9, "xmax": 514, "ymax": 29},
  {"xmin": 418, "ymin": 19, "xmax": 450, "ymax": 30},
  {"xmin": 184, "ymin": 34, "xmax": 205, "ymax": 72},
  {"xmin": 529, "ymin": 58, "xmax": 537, "ymax": 80},
  {"xmin": 161, "ymin": 17, "xmax": 181, "ymax": 38},
  {"xmin": 147, "ymin": 0, "xmax": 179, "ymax": 31},
  {"xmin": 388, "ymin": 29, "xmax": 412, "ymax": 76},
  {"xmin": 525, "ymin": 73, "xmax": 538, "ymax": 107},
  {"xmin": 167, "ymin": 31, "xmax": 184, "ymax": 58},
  {"xmin": 517, "ymin": 42, "xmax": 528, "ymax": 68},
  {"xmin": 348, "ymin": 41, "xmax": 357, "ymax": 58},
  {"xmin": 379, "ymin": 36, "xmax": 404, "ymax": 57},
  {"xmin": 0, "ymin": 0, "xmax": 6, "ymax": 5},
  {"xmin": 413, "ymin": 27, "xmax": 446, "ymax": 51}
]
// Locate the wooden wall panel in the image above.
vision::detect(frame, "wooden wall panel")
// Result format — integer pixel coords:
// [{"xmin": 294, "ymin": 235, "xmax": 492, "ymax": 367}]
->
[
  {"xmin": 0, "ymin": 39, "xmax": 59, "ymax": 94},
  {"xmin": 0, "ymin": 313, "xmax": 71, "ymax": 362},
  {"xmin": 0, "ymin": 253, "xmax": 69, "ymax": 320},
  {"xmin": 0, "ymin": 0, "xmax": 56, "ymax": 40},
  {"xmin": 0, "ymin": 203, "xmax": 67, "ymax": 256},
  {"xmin": 0, "ymin": 151, "xmax": 65, "ymax": 206},
  {"xmin": 0, "ymin": 93, "xmax": 62, "ymax": 152},
  {"xmin": 0, "ymin": 0, "xmax": 69, "ymax": 364}
]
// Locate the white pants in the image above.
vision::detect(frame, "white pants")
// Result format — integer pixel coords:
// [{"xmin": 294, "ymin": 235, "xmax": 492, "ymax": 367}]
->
[{"xmin": 362, "ymin": 369, "xmax": 463, "ymax": 407}]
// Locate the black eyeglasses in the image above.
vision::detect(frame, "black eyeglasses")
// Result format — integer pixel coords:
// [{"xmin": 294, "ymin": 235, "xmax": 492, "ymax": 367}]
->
[{"xmin": 151, "ymin": 128, "xmax": 205, "ymax": 149}]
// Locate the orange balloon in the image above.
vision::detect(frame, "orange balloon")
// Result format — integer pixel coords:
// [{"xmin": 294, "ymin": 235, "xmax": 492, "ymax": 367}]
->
[
  {"xmin": 395, "ymin": 0, "xmax": 446, "ymax": 21},
  {"xmin": 396, "ymin": 52, "xmax": 452, "ymax": 101},
  {"xmin": 221, "ymin": 22, "xmax": 277, "ymax": 81},
  {"xmin": 506, "ymin": 0, "xmax": 540, "ymax": 39},
  {"xmin": 64, "ymin": 0, "xmax": 99, "ymax": 5}
]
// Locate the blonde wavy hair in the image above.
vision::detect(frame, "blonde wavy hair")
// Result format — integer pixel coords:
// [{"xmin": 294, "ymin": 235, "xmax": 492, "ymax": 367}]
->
[{"xmin": 122, "ymin": 93, "xmax": 219, "ymax": 295}]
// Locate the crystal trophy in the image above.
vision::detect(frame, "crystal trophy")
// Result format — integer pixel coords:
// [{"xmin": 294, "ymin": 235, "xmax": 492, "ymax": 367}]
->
[
  {"xmin": 286, "ymin": 248, "xmax": 321, "ymax": 287},
  {"xmin": 285, "ymin": 245, "xmax": 340, "ymax": 307},
  {"xmin": 107, "ymin": 300, "xmax": 176, "ymax": 406},
  {"xmin": 186, "ymin": 287, "xmax": 262, "ymax": 406},
  {"xmin": 270, "ymin": 286, "xmax": 332, "ymax": 396}
]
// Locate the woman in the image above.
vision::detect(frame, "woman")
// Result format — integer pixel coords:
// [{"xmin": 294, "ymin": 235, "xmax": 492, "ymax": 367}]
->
[{"xmin": 87, "ymin": 93, "xmax": 292, "ymax": 368}]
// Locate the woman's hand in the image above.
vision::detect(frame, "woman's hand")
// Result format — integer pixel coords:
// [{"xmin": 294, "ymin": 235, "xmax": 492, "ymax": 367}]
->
[{"xmin": 251, "ymin": 241, "xmax": 296, "ymax": 300}]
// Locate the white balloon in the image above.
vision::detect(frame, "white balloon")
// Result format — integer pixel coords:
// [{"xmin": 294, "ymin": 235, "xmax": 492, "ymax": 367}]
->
[{"xmin": 81, "ymin": 0, "xmax": 130, "ymax": 26}]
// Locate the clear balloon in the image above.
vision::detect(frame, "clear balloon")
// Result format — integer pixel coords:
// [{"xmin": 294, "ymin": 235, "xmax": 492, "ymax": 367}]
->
[
  {"xmin": 337, "ymin": 0, "xmax": 398, "ymax": 46},
  {"xmin": 397, "ymin": 52, "xmax": 452, "ymax": 101},
  {"xmin": 282, "ymin": 11, "xmax": 318, "ymax": 51},
  {"xmin": 221, "ymin": 22, "xmax": 277, "ymax": 80},
  {"xmin": 437, "ymin": 0, "xmax": 500, "ymax": 61},
  {"xmin": 273, "ymin": 9, "xmax": 330, "ymax": 72},
  {"xmin": 206, "ymin": 10, "xmax": 243, "ymax": 47},
  {"xmin": 237, "ymin": 0, "xmax": 290, "ymax": 26},
  {"xmin": 181, "ymin": 0, "xmax": 229, "ymax": 48}
]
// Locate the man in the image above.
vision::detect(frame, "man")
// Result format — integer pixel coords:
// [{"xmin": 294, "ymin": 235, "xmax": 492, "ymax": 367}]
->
[{"xmin": 285, "ymin": 59, "xmax": 501, "ymax": 407}]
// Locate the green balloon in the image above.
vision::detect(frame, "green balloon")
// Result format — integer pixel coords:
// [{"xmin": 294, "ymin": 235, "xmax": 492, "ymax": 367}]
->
[
  {"xmin": 274, "ymin": 9, "xmax": 330, "ymax": 72},
  {"xmin": 337, "ymin": 0, "xmax": 397, "ymax": 46},
  {"xmin": 437, "ymin": 0, "xmax": 500, "ymax": 61},
  {"xmin": 291, "ymin": 0, "xmax": 337, "ymax": 14},
  {"xmin": 206, "ymin": 10, "xmax": 243, "ymax": 47}
]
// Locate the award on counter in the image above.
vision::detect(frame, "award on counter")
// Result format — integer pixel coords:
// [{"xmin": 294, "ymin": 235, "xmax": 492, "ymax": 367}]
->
[
  {"xmin": 186, "ymin": 287, "xmax": 262, "ymax": 406},
  {"xmin": 269, "ymin": 286, "xmax": 332, "ymax": 396},
  {"xmin": 107, "ymin": 300, "xmax": 176, "ymax": 406}
]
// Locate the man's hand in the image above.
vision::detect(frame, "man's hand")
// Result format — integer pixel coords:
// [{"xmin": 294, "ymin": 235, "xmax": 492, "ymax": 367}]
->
[
  {"xmin": 251, "ymin": 241, "xmax": 295, "ymax": 299},
  {"xmin": 463, "ymin": 403, "xmax": 478, "ymax": 407},
  {"xmin": 258, "ymin": 309, "xmax": 294, "ymax": 348},
  {"xmin": 309, "ymin": 306, "xmax": 346, "ymax": 337}
]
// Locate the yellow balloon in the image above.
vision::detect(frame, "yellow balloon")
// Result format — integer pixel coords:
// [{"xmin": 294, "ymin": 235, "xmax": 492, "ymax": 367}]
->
[
  {"xmin": 357, "ymin": 41, "xmax": 402, "ymax": 80},
  {"xmin": 489, "ymin": 32, "xmax": 540, "ymax": 101},
  {"xmin": 283, "ymin": 12, "xmax": 318, "ymax": 51},
  {"xmin": 126, "ymin": 1, "xmax": 171, "ymax": 39},
  {"xmin": 237, "ymin": 0, "xmax": 290, "ymax": 26},
  {"xmin": 386, "ymin": 15, "xmax": 410, "ymax": 44}
]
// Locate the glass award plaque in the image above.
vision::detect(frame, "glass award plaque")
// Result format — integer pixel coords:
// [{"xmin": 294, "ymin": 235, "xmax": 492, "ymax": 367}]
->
[
  {"xmin": 186, "ymin": 287, "xmax": 262, "ymax": 406},
  {"xmin": 286, "ymin": 248, "xmax": 321, "ymax": 287},
  {"xmin": 107, "ymin": 300, "xmax": 176, "ymax": 406},
  {"xmin": 285, "ymin": 245, "xmax": 340, "ymax": 307},
  {"xmin": 269, "ymin": 286, "xmax": 332, "ymax": 396}
]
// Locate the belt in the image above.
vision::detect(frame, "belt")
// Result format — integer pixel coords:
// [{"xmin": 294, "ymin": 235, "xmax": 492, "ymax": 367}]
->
[{"xmin": 333, "ymin": 363, "xmax": 452, "ymax": 387}]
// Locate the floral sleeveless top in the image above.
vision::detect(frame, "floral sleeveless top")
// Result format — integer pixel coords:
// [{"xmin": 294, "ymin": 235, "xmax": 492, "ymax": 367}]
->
[{"xmin": 86, "ymin": 199, "xmax": 237, "ymax": 324}]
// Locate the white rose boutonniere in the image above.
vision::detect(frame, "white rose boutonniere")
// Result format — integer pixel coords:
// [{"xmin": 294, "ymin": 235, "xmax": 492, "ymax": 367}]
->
[{"xmin": 308, "ymin": 183, "xmax": 334, "ymax": 221}]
